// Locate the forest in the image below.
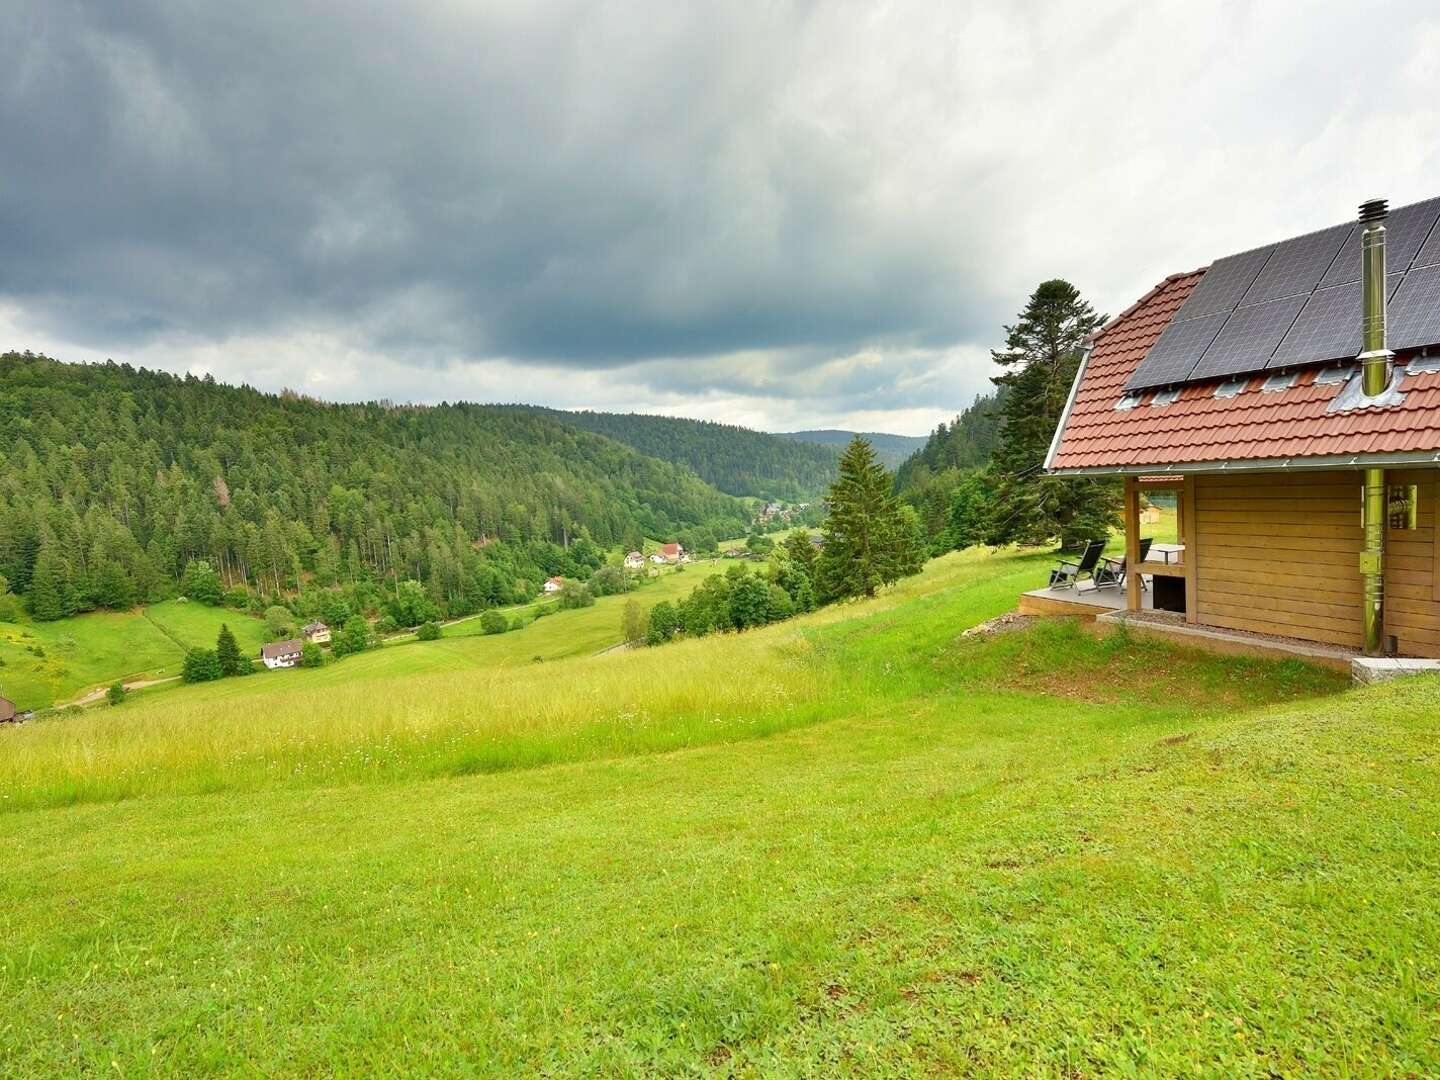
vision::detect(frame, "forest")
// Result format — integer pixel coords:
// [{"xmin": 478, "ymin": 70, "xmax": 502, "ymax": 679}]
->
[
  {"xmin": 0, "ymin": 353, "xmax": 749, "ymax": 621},
  {"xmin": 512, "ymin": 407, "xmax": 841, "ymax": 501}
]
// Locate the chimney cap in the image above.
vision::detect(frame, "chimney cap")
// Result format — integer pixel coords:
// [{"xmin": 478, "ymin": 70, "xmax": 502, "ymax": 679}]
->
[{"xmin": 1359, "ymin": 197, "xmax": 1389, "ymax": 223}]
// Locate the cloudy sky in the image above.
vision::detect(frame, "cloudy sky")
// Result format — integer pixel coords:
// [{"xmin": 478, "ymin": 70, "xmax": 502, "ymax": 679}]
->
[{"xmin": 5, "ymin": 2, "xmax": 1440, "ymax": 433}]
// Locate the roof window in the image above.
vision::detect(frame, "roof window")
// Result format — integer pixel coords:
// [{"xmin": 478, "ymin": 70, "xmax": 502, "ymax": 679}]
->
[
  {"xmin": 1150, "ymin": 387, "xmax": 1181, "ymax": 406},
  {"xmin": 1114, "ymin": 393, "xmax": 1143, "ymax": 411},
  {"xmin": 1262, "ymin": 372, "xmax": 1297, "ymax": 393},
  {"xmin": 1314, "ymin": 366, "xmax": 1353, "ymax": 385},
  {"xmin": 1213, "ymin": 378, "xmax": 1247, "ymax": 399}
]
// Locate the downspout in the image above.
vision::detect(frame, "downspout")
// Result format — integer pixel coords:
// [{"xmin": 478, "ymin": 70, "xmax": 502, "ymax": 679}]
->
[{"xmin": 1358, "ymin": 197, "xmax": 1393, "ymax": 656}]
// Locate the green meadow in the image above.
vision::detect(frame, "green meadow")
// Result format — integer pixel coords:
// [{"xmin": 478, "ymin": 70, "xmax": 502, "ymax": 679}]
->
[
  {"xmin": 3, "ymin": 546, "xmax": 1438, "ymax": 1075},
  {"xmin": 0, "ymin": 600, "xmax": 268, "ymax": 709}
]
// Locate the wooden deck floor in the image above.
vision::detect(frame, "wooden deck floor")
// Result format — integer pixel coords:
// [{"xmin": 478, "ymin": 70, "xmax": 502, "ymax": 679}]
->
[{"xmin": 1018, "ymin": 581, "xmax": 1155, "ymax": 619}]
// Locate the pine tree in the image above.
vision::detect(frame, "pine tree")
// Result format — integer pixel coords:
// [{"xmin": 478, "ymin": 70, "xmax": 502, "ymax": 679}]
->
[
  {"xmin": 986, "ymin": 280, "xmax": 1119, "ymax": 548},
  {"xmin": 815, "ymin": 438, "xmax": 917, "ymax": 602},
  {"xmin": 27, "ymin": 546, "xmax": 76, "ymax": 622},
  {"xmin": 215, "ymin": 623, "xmax": 245, "ymax": 676}
]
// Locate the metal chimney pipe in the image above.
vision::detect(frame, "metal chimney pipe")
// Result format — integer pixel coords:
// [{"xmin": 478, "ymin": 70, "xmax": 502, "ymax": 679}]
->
[{"xmin": 1357, "ymin": 197, "xmax": 1389, "ymax": 655}]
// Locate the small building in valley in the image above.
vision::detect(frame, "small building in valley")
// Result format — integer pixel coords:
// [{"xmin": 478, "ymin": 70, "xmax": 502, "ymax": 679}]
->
[
  {"xmin": 648, "ymin": 552, "xmax": 667, "ymax": 565},
  {"xmin": 543, "ymin": 576, "xmax": 565, "ymax": 594},
  {"xmin": 1042, "ymin": 194, "xmax": 1440, "ymax": 660},
  {"xmin": 623, "ymin": 551, "xmax": 645, "ymax": 569},
  {"xmin": 659, "ymin": 542, "xmax": 685, "ymax": 563},
  {"xmin": 302, "ymin": 620, "xmax": 331, "ymax": 645},
  {"xmin": 261, "ymin": 639, "xmax": 305, "ymax": 670},
  {"xmin": 0, "ymin": 696, "xmax": 17, "ymax": 724}
]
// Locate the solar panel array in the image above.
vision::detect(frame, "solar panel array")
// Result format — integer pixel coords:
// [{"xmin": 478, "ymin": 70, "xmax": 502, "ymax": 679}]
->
[{"xmin": 1125, "ymin": 196, "xmax": 1440, "ymax": 392}]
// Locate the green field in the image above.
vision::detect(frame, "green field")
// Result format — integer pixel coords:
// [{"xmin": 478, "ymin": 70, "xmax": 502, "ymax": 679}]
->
[
  {"xmin": 0, "ymin": 601, "xmax": 269, "ymax": 710},
  {"xmin": 3, "ymin": 547, "xmax": 1438, "ymax": 1075}
]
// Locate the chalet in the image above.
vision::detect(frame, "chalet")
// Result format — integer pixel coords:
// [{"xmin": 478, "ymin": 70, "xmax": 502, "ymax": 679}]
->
[
  {"xmin": 648, "ymin": 552, "xmax": 668, "ymax": 565},
  {"xmin": 302, "ymin": 620, "xmax": 331, "ymax": 645},
  {"xmin": 543, "ymin": 576, "xmax": 565, "ymax": 594},
  {"xmin": 261, "ymin": 639, "xmax": 304, "ymax": 670},
  {"xmin": 0, "ymin": 696, "xmax": 17, "ymax": 724},
  {"xmin": 623, "ymin": 551, "xmax": 645, "ymax": 569},
  {"xmin": 659, "ymin": 542, "xmax": 685, "ymax": 563},
  {"xmin": 1037, "ymin": 195, "xmax": 1440, "ymax": 662}
]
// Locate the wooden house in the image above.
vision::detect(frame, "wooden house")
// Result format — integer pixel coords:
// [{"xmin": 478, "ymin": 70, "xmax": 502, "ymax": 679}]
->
[
  {"xmin": 302, "ymin": 620, "xmax": 331, "ymax": 645},
  {"xmin": 0, "ymin": 696, "xmax": 17, "ymax": 724},
  {"xmin": 1045, "ymin": 196, "xmax": 1440, "ymax": 658}
]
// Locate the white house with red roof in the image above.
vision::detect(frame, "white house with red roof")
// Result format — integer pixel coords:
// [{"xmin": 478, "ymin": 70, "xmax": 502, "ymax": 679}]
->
[{"xmin": 542, "ymin": 576, "xmax": 564, "ymax": 594}]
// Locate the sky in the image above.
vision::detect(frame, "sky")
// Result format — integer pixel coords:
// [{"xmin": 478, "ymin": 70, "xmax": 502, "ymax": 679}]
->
[{"xmin": 5, "ymin": 2, "xmax": 1440, "ymax": 435}]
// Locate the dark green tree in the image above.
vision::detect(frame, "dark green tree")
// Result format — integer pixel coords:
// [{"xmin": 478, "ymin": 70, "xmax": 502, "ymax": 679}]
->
[
  {"xmin": 646, "ymin": 600, "xmax": 681, "ymax": 645},
  {"xmin": 107, "ymin": 682, "xmax": 126, "ymax": 706},
  {"xmin": 814, "ymin": 438, "xmax": 917, "ymax": 602},
  {"xmin": 300, "ymin": 641, "xmax": 325, "ymax": 667},
  {"xmin": 728, "ymin": 573, "xmax": 771, "ymax": 629},
  {"xmin": 215, "ymin": 623, "xmax": 246, "ymax": 676},
  {"xmin": 27, "ymin": 546, "xmax": 76, "ymax": 621},
  {"xmin": 479, "ymin": 610, "xmax": 509, "ymax": 635},
  {"xmin": 180, "ymin": 561, "xmax": 223, "ymax": 605},
  {"xmin": 182, "ymin": 647, "xmax": 223, "ymax": 683},
  {"xmin": 985, "ymin": 280, "xmax": 1118, "ymax": 548}
]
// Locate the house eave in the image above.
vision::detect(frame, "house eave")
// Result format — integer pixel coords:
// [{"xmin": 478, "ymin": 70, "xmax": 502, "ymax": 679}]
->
[{"xmin": 1047, "ymin": 449, "xmax": 1440, "ymax": 477}]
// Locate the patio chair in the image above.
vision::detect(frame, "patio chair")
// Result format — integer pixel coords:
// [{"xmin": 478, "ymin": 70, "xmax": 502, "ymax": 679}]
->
[
  {"xmin": 1094, "ymin": 537, "xmax": 1152, "ymax": 591},
  {"xmin": 1047, "ymin": 539, "xmax": 1105, "ymax": 590}
]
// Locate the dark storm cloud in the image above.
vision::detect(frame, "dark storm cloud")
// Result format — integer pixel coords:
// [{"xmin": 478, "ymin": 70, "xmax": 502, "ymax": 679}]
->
[{"xmin": 1, "ymin": 1, "xmax": 988, "ymax": 367}]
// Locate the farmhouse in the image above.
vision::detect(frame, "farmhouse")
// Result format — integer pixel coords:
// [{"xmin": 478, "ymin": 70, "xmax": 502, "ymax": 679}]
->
[
  {"xmin": 648, "ymin": 552, "xmax": 667, "ymax": 565},
  {"xmin": 543, "ymin": 576, "xmax": 565, "ymax": 594},
  {"xmin": 623, "ymin": 551, "xmax": 645, "ymax": 569},
  {"xmin": 302, "ymin": 620, "xmax": 331, "ymax": 645},
  {"xmin": 659, "ymin": 542, "xmax": 685, "ymax": 563},
  {"xmin": 0, "ymin": 696, "xmax": 16, "ymax": 724},
  {"xmin": 261, "ymin": 639, "xmax": 304, "ymax": 670},
  {"xmin": 1039, "ymin": 195, "xmax": 1440, "ymax": 660}
]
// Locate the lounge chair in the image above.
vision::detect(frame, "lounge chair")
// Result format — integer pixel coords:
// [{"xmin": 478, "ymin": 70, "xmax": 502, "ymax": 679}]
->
[
  {"xmin": 1048, "ymin": 539, "xmax": 1105, "ymax": 590},
  {"xmin": 1094, "ymin": 537, "xmax": 1152, "ymax": 591}
]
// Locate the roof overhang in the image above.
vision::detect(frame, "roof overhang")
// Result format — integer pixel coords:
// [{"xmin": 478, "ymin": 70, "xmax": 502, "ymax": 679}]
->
[{"xmin": 1047, "ymin": 448, "xmax": 1440, "ymax": 477}]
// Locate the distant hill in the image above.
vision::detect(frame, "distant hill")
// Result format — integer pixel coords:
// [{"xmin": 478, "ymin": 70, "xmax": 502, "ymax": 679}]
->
[
  {"xmin": 892, "ymin": 391, "xmax": 1005, "ymax": 492},
  {"xmin": 776, "ymin": 430, "xmax": 927, "ymax": 469},
  {"xmin": 513, "ymin": 407, "xmax": 840, "ymax": 502}
]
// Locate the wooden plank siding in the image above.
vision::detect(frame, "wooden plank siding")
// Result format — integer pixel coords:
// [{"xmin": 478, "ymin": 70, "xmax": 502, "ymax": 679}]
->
[
  {"xmin": 1382, "ymin": 469, "xmax": 1439, "ymax": 656},
  {"xmin": 1192, "ymin": 471, "xmax": 1365, "ymax": 649},
  {"xmin": 1186, "ymin": 469, "xmax": 1440, "ymax": 657}
]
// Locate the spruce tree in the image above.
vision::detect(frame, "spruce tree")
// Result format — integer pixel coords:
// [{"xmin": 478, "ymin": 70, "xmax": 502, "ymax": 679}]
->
[
  {"xmin": 986, "ymin": 280, "xmax": 1119, "ymax": 548},
  {"xmin": 815, "ymin": 438, "xmax": 917, "ymax": 602},
  {"xmin": 215, "ymin": 623, "xmax": 245, "ymax": 676},
  {"xmin": 27, "ymin": 546, "xmax": 76, "ymax": 622}
]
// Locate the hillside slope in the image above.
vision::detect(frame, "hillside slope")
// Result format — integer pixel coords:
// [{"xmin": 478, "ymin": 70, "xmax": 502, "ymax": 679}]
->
[
  {"xmin": 514, "ymin": 406, "xmax": 840, "ymax": 500},
  {"xmin": 777, "ymin": 428, "xmax": 925, "ymax": 468},
  {"xmin": 0, "ymin": 353, "xmax": 747, "ymax": 614}
]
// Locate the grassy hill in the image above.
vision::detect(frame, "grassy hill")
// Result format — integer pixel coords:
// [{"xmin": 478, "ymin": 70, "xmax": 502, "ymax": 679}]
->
[
  {"xmin": 4, "ymin": 548, "xmax": 1439, "ymax": 1075},
  {"xmin": 777, "ymin": 429, "xmax": 926, "ymax": 469},
  {"xmin": 0, "ymin": 600, "xmax": 269, "ymax": 708}
]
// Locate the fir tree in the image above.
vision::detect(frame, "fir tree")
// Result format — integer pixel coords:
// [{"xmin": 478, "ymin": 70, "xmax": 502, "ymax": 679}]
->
[
  {"xmin": 986, "ymin": 280, "xmax": 1119, "ymax": 548},
  {"xmin": 215, "ymin": 623, "xmax": 246, "ymax": 677},
  {"xmin": 815, "ymin": 438, "xmax": 917, "ymax": 602},
  {"xmin": 27, "ymin": 546, "xmax": 76, "ymax": 622}
]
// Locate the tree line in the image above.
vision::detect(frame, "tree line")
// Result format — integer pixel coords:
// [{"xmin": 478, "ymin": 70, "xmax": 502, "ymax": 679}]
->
[{"xmin": 0, "ymin": 353, "xmax": 750, "ymax": 623}]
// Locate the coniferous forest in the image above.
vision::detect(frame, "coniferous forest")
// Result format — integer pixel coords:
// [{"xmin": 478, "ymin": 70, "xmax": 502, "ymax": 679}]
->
[{"xmin": 0, "ymin": 352, "xmax": 750, "ymax": 621}]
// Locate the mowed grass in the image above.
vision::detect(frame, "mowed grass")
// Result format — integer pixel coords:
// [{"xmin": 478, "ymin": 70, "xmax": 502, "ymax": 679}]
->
[
  {"xmin": 3, "ymin": 548, "xmax": 1435, "ymax": 1073},
  {"xmin": 0, "ymin": 601, "xmax": 268, "ymax": 709}
]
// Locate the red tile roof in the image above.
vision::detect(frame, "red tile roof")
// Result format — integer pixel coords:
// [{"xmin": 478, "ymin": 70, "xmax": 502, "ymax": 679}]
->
[
  {"xmin": 660, "ymin": 543, "xmax": 681, "ymax": 556},
  {"xmin": 1048, "ymin": 269, "xmax": 1440, "ymax": 470}
]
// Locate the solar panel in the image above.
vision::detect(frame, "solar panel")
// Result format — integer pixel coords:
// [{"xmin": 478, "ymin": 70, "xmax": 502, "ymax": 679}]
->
[
  {"xmin": 1188, "ymin": 294, "xmax": 1307, "ymax": 381},
  {"xmin": 1388, "ymin": 263, "xmax": 1440, "ymax": 351},
  {"xmin": 1240, "ymin": 222, "xmax": 1352, "ymax": 305},
  {"xmin": 1409, "ymin": 205, "xmax": 1440, "ymax": 270},
  {"xmin": 1318, "ymin": 197, "xmax": 1440, "ymax": 286},
  {"xmin": 1268, "ymin": 273, "xmax": 1406, "ymax": 368},
  {"xmin": 1171, "ymin": 245, "xmax": 1273, "ymax": 318},
  {"xmin": 1124, "ymin": 311, "xmax": 1229, "ymax": 390}
]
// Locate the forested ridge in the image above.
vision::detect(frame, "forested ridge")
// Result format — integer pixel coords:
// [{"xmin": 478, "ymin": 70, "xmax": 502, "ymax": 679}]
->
[
  {"xmin": 0, "ymin": 352, "xmax": 747, "ymax": 618},
  {"xmin": 777, "ymin": 429, "xmax": 925, "ymax": 469},
  {"xmin": 511, "ymin": 406, "xmax": 840, "ymax": 501}
]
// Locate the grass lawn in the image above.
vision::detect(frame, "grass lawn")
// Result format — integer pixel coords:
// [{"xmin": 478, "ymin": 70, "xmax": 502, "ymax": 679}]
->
[
  {"xmin": 3, "ymin": 547, "xmax": 1437, "ymax": 1074},
  {"xmin": 0, "ymin": 601, "xmax": 268, "ymax": 710}
]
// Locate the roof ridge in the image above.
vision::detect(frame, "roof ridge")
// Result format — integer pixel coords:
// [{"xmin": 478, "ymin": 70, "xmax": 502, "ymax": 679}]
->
[{"xmin": 1087, "ymin": 267, "xmax": 1207, "ymax": 346}]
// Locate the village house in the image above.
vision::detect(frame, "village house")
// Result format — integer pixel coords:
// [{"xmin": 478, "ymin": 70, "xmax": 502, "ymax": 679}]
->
[
  {"xmin": 623, "ymin": 550, "xmax": 645, "ymax": 569},
  {"xmin": 543, "ymin": 576, "xmax": 565, "ymax": 594},
  {"xmin": 1033, "ymin": 195, "xmax": 1440, "ymax": 665},
  {"xmin": 0, "ymin": 696, "xmax": 17, "ymax": 724},
  {"xmin": 659, "ymin": 542, "xmax": 685, "ymax": 563},
  {"xmin": 648, "ymin": 552, "xmax": 668, "ymax": 565},
  {"xmin": 302, "ymin": 620, "xmax": 331, "ymax": 645},
  {"xmin": 261, "ymin": 639, "xmax": 305, "ymax": 670}
]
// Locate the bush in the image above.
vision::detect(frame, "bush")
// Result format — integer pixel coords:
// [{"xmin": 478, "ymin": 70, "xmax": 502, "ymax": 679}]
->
[
  {"xmin": 106, "ymin": 682, "xmax": 126, "ymax": 706},
  {"xmin": 264, "ymin": 606, "xmax": 296, "ymax": 640},
  {"xmin": 300, "ymin": 641, "xmax": 325, "ymax": 668},
  {"xmin": 479, "ymin": 610, "xmax": 508, "ymax": 635},
  {"xmin": 558, "ymin": 583, "xmax": 596, "ymax": 610},
  {"xmin": 417, "ymin": 621, "xmax": 442, "ymax": 641},
  {"xmin": 589, "ymin": 564, "xmax": 633, "ymax": 597},
  {"xmin": 182, "ymin": 648, "xmax": 223, "ymax": 683}
]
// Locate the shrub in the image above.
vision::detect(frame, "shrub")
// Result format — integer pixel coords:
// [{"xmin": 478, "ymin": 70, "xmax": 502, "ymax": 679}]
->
[
  {"xmin": 417, "ymin": 621, "xmax": 442, "ymax": 641},
  {"xmin": 479, "ymin": 610, "xmax": 508, "ymax": 635},
  {"xmin": 558, "ymin": 583, "xmax": 596, "ymax": 610},
  {"xmin": 182, "ymin": 648, "xmax": 223, "ymax": 683},
  {"xmin": 106, "ymin": 682, "xmax": 126, "ymax": 706},
  {"xmin": 264, "ymin": 606, "xmax": 296, "ymax": 640},
  {"xmin": 300, "ymin": 641, "xmax": 324, "ymax": 668}
]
